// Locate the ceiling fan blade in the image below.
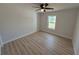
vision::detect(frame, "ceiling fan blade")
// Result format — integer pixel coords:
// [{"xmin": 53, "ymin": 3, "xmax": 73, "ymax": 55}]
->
[
  {"xmin": 32, "ymin": 6, "xmax": 40, "ymax": 8},
  {"xmin": 35, "ymin": 9, "xmax": 41, "ymax": 11},
  {"xmin": 45, "ymin": 8, "xmax": 54, "ymax": 10}
]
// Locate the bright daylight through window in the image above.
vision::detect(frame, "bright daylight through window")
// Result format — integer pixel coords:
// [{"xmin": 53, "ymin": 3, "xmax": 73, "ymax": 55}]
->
[{"xmin": 48, "ymin": 16, "xmax": 56, "ymax": 30}]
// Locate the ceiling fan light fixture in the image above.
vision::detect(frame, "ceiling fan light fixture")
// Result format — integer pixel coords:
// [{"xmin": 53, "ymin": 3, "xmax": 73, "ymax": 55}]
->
[{"xmin": 41, "ymin": 9, "xmax": 44, "ymax": 12}]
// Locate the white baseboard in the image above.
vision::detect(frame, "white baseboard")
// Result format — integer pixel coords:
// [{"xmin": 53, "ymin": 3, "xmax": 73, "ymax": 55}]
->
[
  {"xmin": 3, "ymin": 31, "xmax": 37, "ymax": 45},
  {"xmin": 53, "ymin": 32, "xmax": 72, "ymax": 39},
  {"xmin": 41, "ymin": 30, "xmax": 72, "ymax": 40}
]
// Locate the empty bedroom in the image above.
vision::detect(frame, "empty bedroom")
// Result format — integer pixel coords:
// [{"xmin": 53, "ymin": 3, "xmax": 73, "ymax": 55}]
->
[{"xmin": 0, "ymin": 3, "xmax": 79, "ymax": 55}]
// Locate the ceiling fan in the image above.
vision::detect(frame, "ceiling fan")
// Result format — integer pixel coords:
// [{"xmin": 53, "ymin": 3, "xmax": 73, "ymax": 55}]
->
[{"xmin": 34, "ymin": 3, "xmax": 54, "ymax": 12}]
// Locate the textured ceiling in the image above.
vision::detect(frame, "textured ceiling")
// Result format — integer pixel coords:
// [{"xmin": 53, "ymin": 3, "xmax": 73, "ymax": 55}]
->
[{"xmin": 0, "ymin": 3, "xmax": 79, "ymax": 11}]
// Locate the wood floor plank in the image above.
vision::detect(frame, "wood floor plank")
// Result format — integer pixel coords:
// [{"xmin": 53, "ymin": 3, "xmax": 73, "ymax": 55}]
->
[
  {"xmin": 13, "ymin": 41, "xmax": 22, "ymax": 55},
  {"xmin": 1, "ymin": 31, "xmax": 74, "ymax": 55},
  {"xmin": 20, "ymin": 39, "xmax": 34, "ymax": 55},
  {"xmin": 15, "ymin": 39, "xmax": 28, "ymax": 55},
  {"xmin": 5, "ymin": 43, "xmax": 11, "ymax": 55}
]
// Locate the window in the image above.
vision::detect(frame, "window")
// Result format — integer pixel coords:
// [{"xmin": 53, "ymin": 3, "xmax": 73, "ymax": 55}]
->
[{"xmin": 48, "ymin": 16, "xmax": 56, "ymax": 30}]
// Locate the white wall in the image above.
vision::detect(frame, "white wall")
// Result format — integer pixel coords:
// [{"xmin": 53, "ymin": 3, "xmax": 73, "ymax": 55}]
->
[
  {"xmin": 0, "ymin": 4, "xmax": 38, "ymax": 44},
  {"xmin": 73, "ymin": 9, "xmax": 79, "ymax": 55},
  {"xmin": 37, "ymin": 13, "xmax": 41, "ymax": 31},
  {"xmin": 0, "ymin": 35, "xmax": 1, "ymax": 45},
  {"xmin": 39, "ymin": 9, "xmax": 77, "ymax": 39}
]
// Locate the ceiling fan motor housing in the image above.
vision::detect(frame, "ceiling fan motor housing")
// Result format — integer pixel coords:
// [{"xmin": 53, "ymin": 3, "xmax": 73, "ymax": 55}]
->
[{"xmin": 40, "ymin": 3, "xmax": 48, "ymax": 9}]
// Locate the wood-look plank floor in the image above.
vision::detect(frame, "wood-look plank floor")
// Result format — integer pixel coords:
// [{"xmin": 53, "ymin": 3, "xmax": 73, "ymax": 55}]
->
[{"xmin": 1, "ymin": 31, "xmax": 74, "ymax": 55}]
